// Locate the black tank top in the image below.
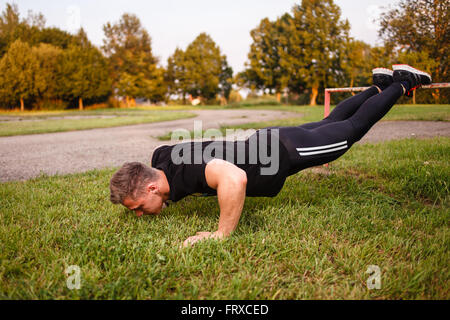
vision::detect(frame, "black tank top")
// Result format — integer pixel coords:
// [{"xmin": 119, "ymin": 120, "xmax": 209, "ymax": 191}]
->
[{"xmin": 151, "ymin": 129, "xmax": 292, "ymax": 202}]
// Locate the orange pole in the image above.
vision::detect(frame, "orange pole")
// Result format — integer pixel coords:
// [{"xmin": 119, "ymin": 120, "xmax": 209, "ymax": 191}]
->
[{"xmin": 324, "ymin": 90, "xmax": 331, "ymax": 117}]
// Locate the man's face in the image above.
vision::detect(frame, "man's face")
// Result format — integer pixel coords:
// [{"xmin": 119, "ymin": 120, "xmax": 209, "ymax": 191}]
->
[{"xmin": 123, "ymin": 187, "xmax": 168, "ymax": 217}]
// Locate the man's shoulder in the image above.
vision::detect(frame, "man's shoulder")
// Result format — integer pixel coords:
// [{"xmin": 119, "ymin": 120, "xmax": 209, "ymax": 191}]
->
[{"xmin": 151, "ymin": 144, "xmax": 173, "ymax": 167}]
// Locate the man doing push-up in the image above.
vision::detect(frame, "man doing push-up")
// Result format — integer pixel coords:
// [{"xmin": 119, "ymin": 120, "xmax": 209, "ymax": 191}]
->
[{"xmin": 109, "ymin": 64, "xmax": 431, "ymax": 246}]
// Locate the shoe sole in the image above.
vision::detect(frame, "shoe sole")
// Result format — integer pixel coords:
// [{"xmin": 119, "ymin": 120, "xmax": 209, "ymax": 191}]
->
[
  {"xmin": 372, "ymin": 68, "xmax": 393, "ymax": 76},
  {"xmin": 392, "ymin": 64, "xmax": 432, "ymax": 84}
]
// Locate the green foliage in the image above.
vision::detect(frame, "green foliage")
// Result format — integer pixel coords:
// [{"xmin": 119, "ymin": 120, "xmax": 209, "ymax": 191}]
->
[
  {"xmin": 32, "ymin": 43, "xmax": 64, "ymax": 103},
  {"xmin": 341, "ymin": 40, "xmax": 372, "ymax": 87},
  {"xmin": 379, "ymin": 0, "xmax": 449, "ymax": 80},
  {"xmin": 60, "ymin": 44, "xmax": 112, "ymax": 109},
  {"xmin": 239, "ymin": 15, "xmax": 292, "ymax": 95},
  {"xmin": 0, "ymin": 40, "xmax": 35, "ymax": 109},
  {"xmin": 289, "ymin": 0, "xmax": 350, "ymax": 105},
  {"xmin": 166, "ymin": 33, "xmax": 233, "ymax": 103},
  {"xmin": 0, "ymin": 3, "xmax": 21, "ymax": 56},
  {"xmin": 379, "ymin": 0, "xmax": 449, "ymax": 103},
  {"xmin": 0, "ymin": 3, "xmax": 86, "ymax": 56},
  {"xmin": 102, "ymin": 13, "xmax": 166, "ymax": 103},
  {"xmin": 240, "ymin": 0, "xmax": 449, "ymax": 105},
  {"xmin": 393, "ymin": 50, "xmax": 441, "ymax": 104},
  {"xmin": 0, "ymin": 3, "xmax": 113, "ymax": 110},
  {"xmin": 240, "ymin": 0, "xmax": 351, "ymax": 106}
]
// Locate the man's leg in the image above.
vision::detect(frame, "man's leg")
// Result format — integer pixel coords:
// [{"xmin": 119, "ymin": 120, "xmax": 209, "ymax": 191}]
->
[
  {"xmin": 280, "ymin": 83, "xmax": 403, "ymax": 173},
  {"xmin": 347, "ymin": 82, "xmax": 404, "ymax": 142},
  {"xmin": 281, "ymin": 65, "xmax": 430, "ymax": 174},
  {"xmin": 299, "ymin": 86, "xmax": 379, "ymax": 130}
]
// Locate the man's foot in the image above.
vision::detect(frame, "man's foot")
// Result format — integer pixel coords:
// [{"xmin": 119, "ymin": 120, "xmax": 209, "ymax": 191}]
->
[
  {"xmin": 392, "ymin": 64, "xmax": 432, "ymax": 97},
  {"xmin": 372, "ymin": 68, "xmax": 393, "ymax": 92}
]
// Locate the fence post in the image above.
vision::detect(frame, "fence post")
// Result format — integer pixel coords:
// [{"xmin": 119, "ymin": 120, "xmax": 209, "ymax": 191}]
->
[{"xmin": 324, "ymin": 89, "xmax": 331, "ymax": 118}]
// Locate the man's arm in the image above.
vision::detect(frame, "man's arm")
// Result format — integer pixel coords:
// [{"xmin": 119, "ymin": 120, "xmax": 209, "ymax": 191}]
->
[{"xmin": 182, "ymin": 159, "xmax": 247, "ymax": 247}]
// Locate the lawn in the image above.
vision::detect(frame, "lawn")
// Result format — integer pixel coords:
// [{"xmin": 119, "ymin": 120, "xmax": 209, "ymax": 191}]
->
[
  {"xmin": 0, "ymin": 137, "xmax": 448, "ymax": 299},
  {"xmin": 0, "ymin": 108, "xmax": 196, "ymax": 137}
]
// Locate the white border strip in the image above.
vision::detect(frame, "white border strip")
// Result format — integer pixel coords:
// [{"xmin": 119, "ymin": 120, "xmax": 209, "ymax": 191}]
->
[
  {"xmin": 297, "ymin": 141, "xmax": 347, "ymax": 152},
  {"xmin": 325, "ymin": 83, "xmax": 450, "ymax": 92},
  {"xmin": 299, "ymin": 145, "xmax": 348, "ymax": 156}
]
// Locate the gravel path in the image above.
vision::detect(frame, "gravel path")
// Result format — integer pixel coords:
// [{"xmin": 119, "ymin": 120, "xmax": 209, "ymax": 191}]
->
[
  {"xmin": 0, "ymin": 109, "xmax": 296, "ymax": 182},
  {"xmin": 0, "ymin": 109, "xmax": 449, "ymax": 182}
]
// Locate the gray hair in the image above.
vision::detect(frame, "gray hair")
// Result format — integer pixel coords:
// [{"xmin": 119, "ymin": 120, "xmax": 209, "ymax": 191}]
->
[{"xmin": 109, "ymin": 162, "xmax": 159, "ymax": 204}]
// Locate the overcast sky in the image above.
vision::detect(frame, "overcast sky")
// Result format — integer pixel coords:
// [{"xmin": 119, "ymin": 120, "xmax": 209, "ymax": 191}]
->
[{"xmin": 10, "ymin": 0, "xmax": 399, "ymax": 73}]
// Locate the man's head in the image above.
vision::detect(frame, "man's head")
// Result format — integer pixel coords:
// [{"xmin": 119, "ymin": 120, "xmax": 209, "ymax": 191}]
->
[{"xmin": 109, "ymin": 162, "xmax": 170, "ymax": 216}]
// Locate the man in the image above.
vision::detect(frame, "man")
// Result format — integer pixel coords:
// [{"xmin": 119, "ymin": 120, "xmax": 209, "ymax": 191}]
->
[{"xmin": 110, "ymin": 64, "xmax": 431, "ymax": 247}]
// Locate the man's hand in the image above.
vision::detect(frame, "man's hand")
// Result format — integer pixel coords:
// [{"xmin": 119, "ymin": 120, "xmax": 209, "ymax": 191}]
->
[{"xmin": 182, "ymin": 231, "xmax": 224, "ymax": 247}]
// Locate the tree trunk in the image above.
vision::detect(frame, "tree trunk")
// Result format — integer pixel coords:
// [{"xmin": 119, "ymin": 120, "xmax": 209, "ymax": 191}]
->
[
  {"xmin": 432, "ymin": 89, "xmax": 440, "ymax": 104},
  {"xmin": 20, "ymin": 98, "xmax": 24, "ymax": 111},
  {"xmin": 412, "ymin": 89, "xmax": 416, "ymax": 105},
  {"xmin": 79, "ymin": 97, "xmax": 84, "ymax": 111},
  {"xmin": 310, "ymin": 86, "xmax": 319, "ymax": 106},
  {"xmin": 126, "ymin": 96, "xmax": 130, "ymax": 108}
]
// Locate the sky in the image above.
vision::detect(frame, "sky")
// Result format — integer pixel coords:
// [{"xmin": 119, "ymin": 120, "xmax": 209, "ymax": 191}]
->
[{"xmin": 8, "ymin": 0, "xmax": 399, "ymax": 73}]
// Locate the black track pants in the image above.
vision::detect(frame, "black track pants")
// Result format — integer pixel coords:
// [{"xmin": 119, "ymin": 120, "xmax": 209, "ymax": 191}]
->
[{"xmin": 277, "ymin": 83, "xmax": 404, "ymax": 173}]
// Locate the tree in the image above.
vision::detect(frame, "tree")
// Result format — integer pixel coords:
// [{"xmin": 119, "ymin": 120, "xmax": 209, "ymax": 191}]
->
[
  {"xmin": 287, "ymin": 0, "xmax": 350, "ymax": 105},
  {"xmin": 240, "ymin": 0, "xmax": 350, "ymax": 105},
  {"xmin": 0, "ymin": 3, "xmax": 80, "ymax": 57},
  {"xmin": 0, "ymin": 3, "xmax": 21, "ymax": 57},
  {"xmin": 166, "ymin": 48, "xmax": 188, "ymax": 103},
  {"xmin": 219, "ymin": 59, "xmax": 234, "ymax": 103},
  {"xmin": 341, "ymin": 40, "xmax": 372, "ymax": 88},
  {"xmin": 184, "ymin": 33, "xmax": 227, "ymax": 101},
  {"xmin": 395, "ymin": 50, "xmax": 439, "ymax": 103},
  {"xmin": 32, "ymin": 43, "xmax": 63, "ymax": 107},
  {"xmin": 0, "ymin": 40, "xmax": 35, "ymax": 110},
  {"xmin": 60, "ymin": 43, "xmax": 112, "ymax": 110},
  {"xmin": 240, "ymin": 16, "xmax": 291, "ymax": 100},
  {"xmin": 103, "ymin": 13, "xmax": 165, "ymax": 105},
  {"xmin": 0, "ymin": 4, "xmax": 113, "ymax": 110},
  {"xmin": 379, "ymin": 0, "xmax": 449, "ymax": 101},
  {"xmin": 166, "ymin": 33, "xmax": 233, "ymax": 104}
]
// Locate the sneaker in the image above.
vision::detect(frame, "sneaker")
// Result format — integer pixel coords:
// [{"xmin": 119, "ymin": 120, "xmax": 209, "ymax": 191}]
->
[
  {"xmin": 392, "ymin": 64, "xmax": 432, "ymax": 97},
  {"xmin": 372, "ymin": 68, "xmax": 393, "ymax": 91}
]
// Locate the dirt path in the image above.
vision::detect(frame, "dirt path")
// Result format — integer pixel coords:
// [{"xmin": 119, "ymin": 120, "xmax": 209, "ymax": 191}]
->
[
  {"xmin": 0, "ymin": 109, "xmax": 296, "ymax": 182},
  {"xmin": 0, "ymin": 109, "xmax": 449, "ymax": 182}
]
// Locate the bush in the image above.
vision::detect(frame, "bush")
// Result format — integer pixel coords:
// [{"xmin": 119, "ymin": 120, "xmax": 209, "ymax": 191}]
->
[
  {"xmin": 106, "ymin": 97, "xmax": 121, "ymax": 109},
  {"xmin": 228, "ymin": 94, "xmax": 282, "ymax": 107},
  {"xmin": 33, "ymin": 99, "xmax": 68, "ymax": 110}
]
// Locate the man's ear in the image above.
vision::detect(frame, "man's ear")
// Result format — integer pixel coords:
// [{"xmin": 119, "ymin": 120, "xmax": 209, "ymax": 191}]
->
[{"xmin": 146, "ymin": 182, "xmax": 158, "ymax": 194}]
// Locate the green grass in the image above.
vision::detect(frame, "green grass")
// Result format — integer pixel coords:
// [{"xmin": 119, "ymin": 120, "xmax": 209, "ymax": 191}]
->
[
  {"xmin": 0, "ymin": 109, "xmax": 196, "ymax": 137},
  {"xmin": 1, "ymin": 137, "xmax": 448, "ymax": 299}
]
